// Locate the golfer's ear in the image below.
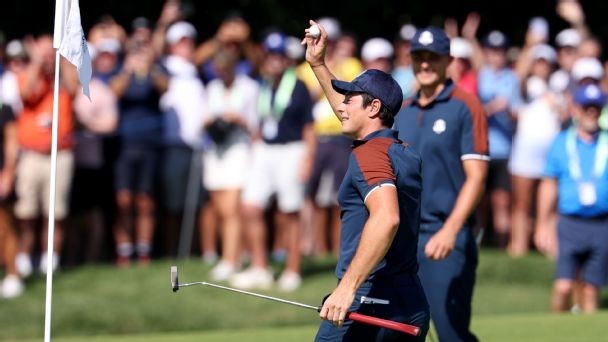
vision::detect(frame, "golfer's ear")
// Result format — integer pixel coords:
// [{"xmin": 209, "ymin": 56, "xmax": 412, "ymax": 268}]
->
[{"xmin": 368, "ymin": 99, "xmax": 382, "ymax": 117}]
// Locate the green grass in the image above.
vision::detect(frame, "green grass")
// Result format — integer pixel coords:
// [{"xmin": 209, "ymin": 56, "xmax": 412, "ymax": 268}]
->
[{"xmin": 2, "ymin": 250, "xmax": 607, "ymax": 341}]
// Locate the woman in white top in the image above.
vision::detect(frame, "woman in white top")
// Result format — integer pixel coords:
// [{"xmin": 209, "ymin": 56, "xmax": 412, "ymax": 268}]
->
[{"xmin": 203, "ymin": 50, "xmax": 259, "ymax": 280}]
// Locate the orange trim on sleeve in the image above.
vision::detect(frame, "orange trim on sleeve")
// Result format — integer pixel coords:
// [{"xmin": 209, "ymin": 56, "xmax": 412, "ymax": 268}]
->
[
  {"xmin": 353, "ymin": 137, "xmax": 396, "ymax": 185},
  {"xmin": 452, "ymin": 87, "xmax": 489, "ymax": 155}
]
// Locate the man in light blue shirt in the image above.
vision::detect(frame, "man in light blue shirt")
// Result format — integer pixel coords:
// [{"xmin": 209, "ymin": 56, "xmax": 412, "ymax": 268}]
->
[{"xmin": 535, "ymin": 83, "xmax": 608, "ymax": 313}]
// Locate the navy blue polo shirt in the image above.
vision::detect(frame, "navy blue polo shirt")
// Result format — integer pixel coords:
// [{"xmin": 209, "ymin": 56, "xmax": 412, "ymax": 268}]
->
[
  {"xmin": 395, "ymin": 79, "xmax": 489, "ymax": 231},
  {"xmin": 336, "ymin": 129, "xmax": 422, "ymax": 280},
  {"xmin": 261, "ymin": 80, "xmax": 314, "ymax": 144}
]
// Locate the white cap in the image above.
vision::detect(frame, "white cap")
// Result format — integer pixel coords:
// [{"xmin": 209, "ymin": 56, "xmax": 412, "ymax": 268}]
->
[
  {"xmin": 571, "ymin": 57, "xmax": 604, "ymax": 82},
  {"xmin": 285, "ymin": 36, "xmax": 305, "ymax": 60},
  {"xmin": 96, "ymin": 38, "xmax": 122, "ymax": 55},
  {"xmin": 361, "ymin": 37, "xmax": 394, "ymax": 62},
  {"xmin": 87, "ymin": 42, "xmax": 98, "ymax": 60},
  {"xmin": 549, "ymin": 70, "xmax": 571, "ymax": 93},
  {"xmin": 399, "ymin": 24, "xmax": 417, "ymax": 41},
  {"xmin": 526, "ymin": 76, "xmax": 548, "ymax": 100},
  {"xmin": 5, "ymin": 39, "xmax": 27, "ymax": 59},
  {"xmin": 450, "ymin": 37, "xmax": 472, "ymax": 59},
  {"xmin": 531, "ymin": 44, "xmax": 556, "ymax": 63},
  {"xmin": 316, "ymin": 17, "xmax": 341, "ymax": 40},
  {"xmin": 555, "ymin": 28, "xmax": 581, "ymax": 48},
  {"xmin": 166, "ymin": 21, "xmax": 197, "ymax": 45}
]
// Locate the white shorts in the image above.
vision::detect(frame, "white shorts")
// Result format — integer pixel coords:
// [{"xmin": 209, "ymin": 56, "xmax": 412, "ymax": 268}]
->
[
  {"xmin": 242, "ymin": 141, "xmax": 306, "ymax": 213},
  {"xmin": 203, "ymin": 143, "xmax": 250, "ymax": 191}
]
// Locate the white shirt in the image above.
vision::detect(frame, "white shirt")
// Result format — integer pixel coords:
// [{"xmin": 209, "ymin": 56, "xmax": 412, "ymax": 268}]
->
[{"xmin": 160, "ymin": 55, "xmax": 207, "ymax": 148}]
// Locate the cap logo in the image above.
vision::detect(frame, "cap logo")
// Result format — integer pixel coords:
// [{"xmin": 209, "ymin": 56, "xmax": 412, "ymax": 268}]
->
[
  {"xmin": 266, "ymin": 33, "xmax": 283, "ymax": 49},
  {"xmin": 432, "ymin": 119, "xmax": 446, "ymax": 134},
  {"xmin": 585, "ymin": 85, "xmax": 601, "ymax": 99},
  {"xmin": 419, "ymin": 31, "xmax": 434, "ymax": 46},
  {"xmin": 488, "ymin": 31, "xmax": 505, "ymax": 47}
]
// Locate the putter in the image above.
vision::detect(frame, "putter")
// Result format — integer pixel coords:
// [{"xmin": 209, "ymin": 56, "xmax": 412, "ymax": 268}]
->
[{"xmin": 170, "ymin": 266, "xmax": 420, "ymax": 336}]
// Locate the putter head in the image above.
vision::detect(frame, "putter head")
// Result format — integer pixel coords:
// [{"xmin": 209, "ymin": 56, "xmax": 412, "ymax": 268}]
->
[{"xmin": 170, "ymin": 266, "xmax": 179, "ymax": 292}]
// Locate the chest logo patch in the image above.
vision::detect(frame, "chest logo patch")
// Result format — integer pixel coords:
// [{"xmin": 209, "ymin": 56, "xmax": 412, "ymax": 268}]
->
[{"xmin": 432, "ymin": 119, "xmax": 446, "ymax": 134}]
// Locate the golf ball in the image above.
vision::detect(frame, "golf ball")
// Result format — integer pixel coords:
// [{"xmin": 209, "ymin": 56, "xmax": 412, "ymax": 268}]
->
[{"xmin": 309, "ymin": 25, "xmax": 320, "ymax": 38}]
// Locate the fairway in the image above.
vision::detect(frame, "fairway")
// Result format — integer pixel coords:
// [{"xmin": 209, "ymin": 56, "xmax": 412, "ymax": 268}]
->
[
  {"xmin": 14, "ymin": 312, "xmax": 608, "ymax": 342},
  {"xmin": 2, "ymin": 250, "xmax": 608, "ymax": 341}
]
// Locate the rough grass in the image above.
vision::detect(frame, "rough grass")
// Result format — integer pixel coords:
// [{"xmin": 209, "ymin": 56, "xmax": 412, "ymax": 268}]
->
[{"xmin": 1, "ymin": 250, "xmax": 607, "ymax": 341}]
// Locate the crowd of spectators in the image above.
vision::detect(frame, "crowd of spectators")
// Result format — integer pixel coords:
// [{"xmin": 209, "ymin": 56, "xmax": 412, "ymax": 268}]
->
[{"xmin": 0, "ymin": 0, "xmax": 606, "ymax": 306}]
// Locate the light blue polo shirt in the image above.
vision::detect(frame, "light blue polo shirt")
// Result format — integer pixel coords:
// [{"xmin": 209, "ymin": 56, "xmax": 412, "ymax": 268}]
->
[
  {"xmin": 544, "ymin": 129, "xmax": 608, "ymax": 217},
  {"xmin": 478, "ymin": 66, "xmax": 522, "ymax": 159}
]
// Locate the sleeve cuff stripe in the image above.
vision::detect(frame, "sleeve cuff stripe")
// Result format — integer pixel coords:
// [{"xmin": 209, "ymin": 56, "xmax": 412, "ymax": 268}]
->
[
  {"xmin": 461, "ymin": 154, "xmax": 491, "ymax": 161},
  {"xmin": 364, "ymin": 183, "xmax": 396, "ymax": 203}
]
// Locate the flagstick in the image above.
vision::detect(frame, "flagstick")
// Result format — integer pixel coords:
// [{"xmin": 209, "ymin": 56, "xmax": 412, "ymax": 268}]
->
[
  {"xmin": 46, "ymin": 0, "xmax": 67, "ymax": 339},
  {"xmin": 44, "ymin": 49, "xmax": 62, "ymax": 342}
]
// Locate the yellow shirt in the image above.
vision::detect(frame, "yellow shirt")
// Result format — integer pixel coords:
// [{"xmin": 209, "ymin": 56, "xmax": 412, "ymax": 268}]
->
[{"xmin": 296, "ymin": 57, "xmax": 363, "ymax": 135}]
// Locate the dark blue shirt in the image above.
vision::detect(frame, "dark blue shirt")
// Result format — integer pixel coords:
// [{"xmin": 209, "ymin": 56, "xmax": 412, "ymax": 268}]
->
[
  {"xmin": 117, "ymin": 73, "xmax": 163, "ymax": 146},
  {"xmin": 261, "ymin": 80, "xmax": 314, "ymax": 144},
  {"xmin": 336, "ymin": 129, "xmax": 422, "ymax": 280},
  {"xmin": 395, "ymin": 80, "xmax": 489, "ymax": 231}
]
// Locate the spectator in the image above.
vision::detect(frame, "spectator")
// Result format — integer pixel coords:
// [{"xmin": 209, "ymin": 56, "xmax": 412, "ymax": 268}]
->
[
  {"xmin": 14, "ymin": 34, "xmax": 77, "ymax": 275},
  {"xmin": 392, "ymin": 23, "xmax": 418, "ymax": 99},
  {"xmin": 360, "ymin": 37, "xmax": 393, "ymax": 73},
  {"xmin": 395, "ymin": 27, "xmax": 489, "ymax": 341},
  {"xmin": 195, "ymin": 12, "xmax": 263, "ymax": 82},
  {"xmin": 448, "ymin": 37, "xmax": 478, "ymax": 96},
  {"xmin": 535, "ymin": 83, "xmax": 608, "ymax": 313},
  {"xmin": 230, "ymin": 31, "xmax": 315, "ymax": 292},
  {"xmin": 109, "ymin": 35, "xmax": 168, "ymax": 267},
  {"xmin": 0, "ymin": 98, "xmax": 21, "ymax": 298},
  {"xmin": 203, "ymin": 48, "xmax": 259, "ymax": 281},
  {"xmin": 159, "ymin": 21, "xmax": 207, "ymax": 257},
  {"xmin": 91, "ymin": 38, "xmax": 122, "ymax": 84},
  {"xmin": 477, "ymin": 30, "xmax": 522, "ymax": 254},
  {"xmin": 65, "ymin": 47, "xmax": 119, "ymax": 265},
  {"xmin": 1, "ymin": 39, "xmax": 27, "ymax": 115}
]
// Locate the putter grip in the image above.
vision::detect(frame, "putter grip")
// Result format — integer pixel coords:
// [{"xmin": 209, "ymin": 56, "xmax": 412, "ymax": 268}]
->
[{"xmin": 346, "ymin": 312, "xmax": 420, "ymax": 336}]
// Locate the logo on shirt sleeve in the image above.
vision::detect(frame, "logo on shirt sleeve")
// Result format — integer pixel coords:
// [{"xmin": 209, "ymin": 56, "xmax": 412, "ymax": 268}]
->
[{"xmin": 432, "ymin": 119, "xmax": 446, "ymax": 134}]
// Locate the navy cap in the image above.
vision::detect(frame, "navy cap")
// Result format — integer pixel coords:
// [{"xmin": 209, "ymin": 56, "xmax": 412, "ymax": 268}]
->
[
  {"xmin": 262, "ymin": 32, "xmax": 288, "ymax": 55},
  {"xmin": 574, "ymin": 83, "xmax": 607, "ymax": 107},
  {"xmin": 331, "ymin": 69, "xmax": 403, "ymax": 115},
  {"xmin": 410, "ymin": 27, "xmax": 450, "ymax": 56}
]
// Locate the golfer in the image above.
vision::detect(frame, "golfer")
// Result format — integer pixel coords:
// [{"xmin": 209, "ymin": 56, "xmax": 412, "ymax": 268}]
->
[
  {"xmin": 303, "ymin": 21, "xmax": 430, "ymax": 341},
  {"xmin": 395, "ymin": 27, "xmax": 489, "ymax": 341}
]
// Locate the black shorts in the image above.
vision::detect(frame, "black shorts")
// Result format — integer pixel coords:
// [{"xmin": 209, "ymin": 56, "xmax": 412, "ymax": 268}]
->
[{"xmin": 486, "ymin": 158, "xmax": 511, "ymax": 191}]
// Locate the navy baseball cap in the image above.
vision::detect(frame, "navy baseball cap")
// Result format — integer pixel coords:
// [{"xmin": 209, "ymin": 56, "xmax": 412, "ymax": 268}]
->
[
  {"xmin": 331, "ymin": 69, "xmax": 403, "ymax": 115},
  {"xmin": 574, "ymin": 83, "xmax": 607, "ymax": 107},
  {"xmin": 410, "ymin": 27, "xmax": 450, "ymax": 56}
]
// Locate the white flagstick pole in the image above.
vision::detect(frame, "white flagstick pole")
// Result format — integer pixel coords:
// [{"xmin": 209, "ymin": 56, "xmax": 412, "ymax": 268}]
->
[{"xmin": 46, "ymin": 0, "xmax": 67, "ymax": 341}]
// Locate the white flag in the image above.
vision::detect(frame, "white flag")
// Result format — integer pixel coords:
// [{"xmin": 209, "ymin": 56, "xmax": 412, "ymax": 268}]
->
[{"xmin": 58, "ymin": 0, "xmax": 92, "ymax": 99}]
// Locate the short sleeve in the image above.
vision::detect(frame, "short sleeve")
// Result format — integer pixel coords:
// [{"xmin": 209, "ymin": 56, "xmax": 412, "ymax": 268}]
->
[{"xmin": 352, "ymin": 138, "xmax": 396, "ymax": 202}]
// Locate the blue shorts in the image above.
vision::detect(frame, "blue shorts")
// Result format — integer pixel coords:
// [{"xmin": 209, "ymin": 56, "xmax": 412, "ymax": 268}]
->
[
  {"xmin": 315, "ymin": 274, "xmax": 429, "ymax": 341},
  {"xmin": 114, "ymin": 144, "xmax": 159, "ymax": 195},
  {"xmin": 556, "ymin": 214, "xmax": 608, "ymax": 287},
  {"xmin": 305, "ymin": 136, "xmax": 351, "ymax": 206}
]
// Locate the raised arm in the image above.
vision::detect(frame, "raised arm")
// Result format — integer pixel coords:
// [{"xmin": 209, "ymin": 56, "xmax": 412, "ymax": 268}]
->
[{"xmin": 302, "ymin": 20, "xmax": 344, "ymax": 121}]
